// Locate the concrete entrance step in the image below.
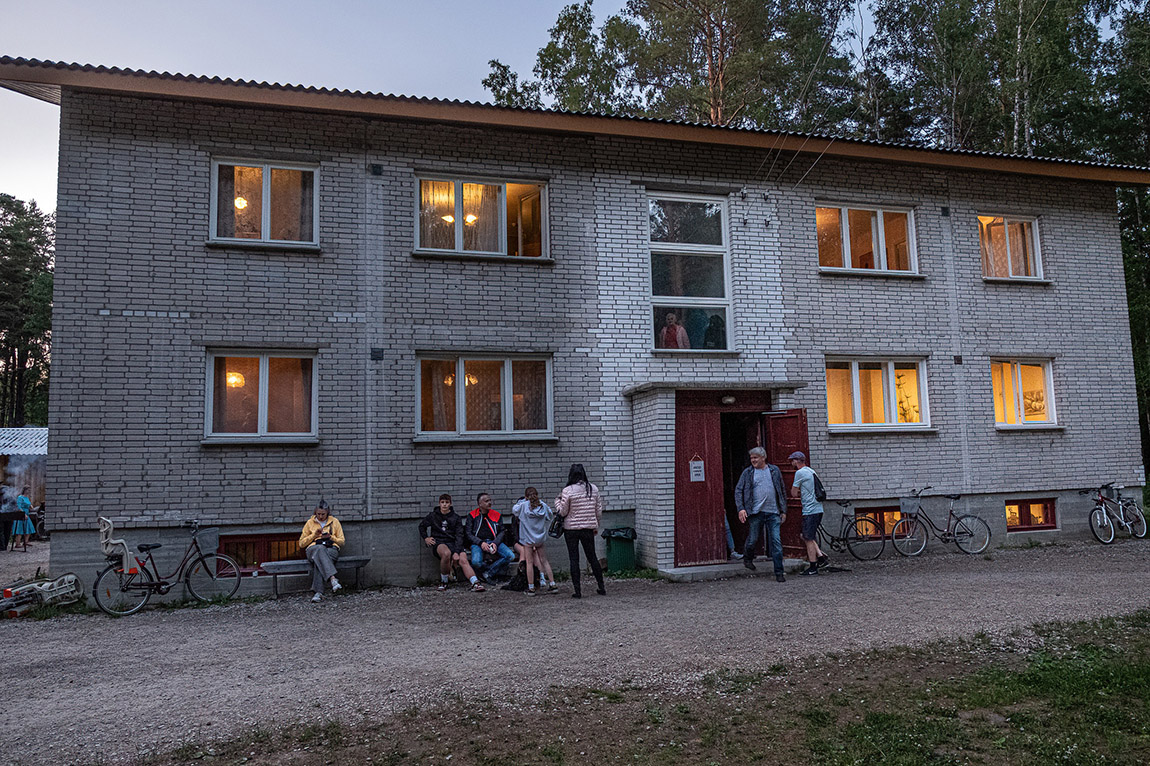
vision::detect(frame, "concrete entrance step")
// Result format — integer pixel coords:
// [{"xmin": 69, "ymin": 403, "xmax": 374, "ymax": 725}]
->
[{"xmin": 658, "ymin": 557, "xmax": 810, "ymax": 582}]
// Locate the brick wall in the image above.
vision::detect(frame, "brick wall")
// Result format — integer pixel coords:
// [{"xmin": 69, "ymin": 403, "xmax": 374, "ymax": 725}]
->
[{"xmin": 47, "ymin": 89, "xmax": 1143, "ymax": 581}]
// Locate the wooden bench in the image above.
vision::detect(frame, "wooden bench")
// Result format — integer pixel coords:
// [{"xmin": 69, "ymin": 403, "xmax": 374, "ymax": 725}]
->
[{"xmin": 258, "ymin": 556, "xmax": 371, "ymax": 598}]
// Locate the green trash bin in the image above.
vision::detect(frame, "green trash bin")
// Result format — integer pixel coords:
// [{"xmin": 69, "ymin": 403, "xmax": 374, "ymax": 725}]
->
[{"xmin": 601, "ymin": 527, "xmax": 637, "ymax": 572}]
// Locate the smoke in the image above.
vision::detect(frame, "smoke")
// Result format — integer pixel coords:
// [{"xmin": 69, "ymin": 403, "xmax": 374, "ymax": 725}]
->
[{"xmin": 2, "ymin": 454, "xmax": 42, "ymax": 505}]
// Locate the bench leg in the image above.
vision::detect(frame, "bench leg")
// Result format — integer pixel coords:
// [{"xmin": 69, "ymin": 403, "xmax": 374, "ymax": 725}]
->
[{"xmin": 272, "ymin": 573, "xmax": 279, "ymax": 599}]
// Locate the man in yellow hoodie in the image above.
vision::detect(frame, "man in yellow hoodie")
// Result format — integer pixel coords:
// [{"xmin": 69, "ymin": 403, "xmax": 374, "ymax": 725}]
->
[{"xmin": 299, "ymin": 500, "xmax": 345, "ymax": 602}]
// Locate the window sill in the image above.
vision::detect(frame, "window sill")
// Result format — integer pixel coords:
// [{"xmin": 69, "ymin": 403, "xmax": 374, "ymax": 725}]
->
[
  {"xmin": 411, "ymin": 250, "xmax": 555, "ymax": 266},
  {"xmin": 827, "ymin": 426, "xmax": 938, "ymax": 435},
  {"xmin": 982, "ymin": 277, "xmax": 1051, "ymax": 285},
  {"xmin": 205, "ymin": 240, "xmax": 322, "ymax": 254},
  {"xmin": 650, "ymin": 350, "xmax": 740, "ymax": 357},
  {"xmin": 995, "ymin": 424, "xmax": 1064, "ymax": 432},
  {"xmin": 819, "ymin": 268, "xmax": 925, "ymax": 280},
  {"xmin": 201, "ymin": 436, "xmax": 320, "ymax": 446},
  {"xmin": 414, "ymin": 434, "xmax": 559, "ymax": 444},
  {"xmin": 1006, "ymin": 526, "xmax": 1059, "ymax": 533}
]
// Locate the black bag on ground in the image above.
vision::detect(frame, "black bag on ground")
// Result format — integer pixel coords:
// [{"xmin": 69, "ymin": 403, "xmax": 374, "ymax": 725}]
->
[{"xmin": 501, "ymin": 561, "xmax": 530, "ymax": 592}]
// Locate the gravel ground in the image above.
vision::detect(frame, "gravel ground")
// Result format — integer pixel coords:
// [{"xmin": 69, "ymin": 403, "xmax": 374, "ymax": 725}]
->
[{"xmin": 4, "ymin": 540, "xmax": 1149, "ymax": 765}]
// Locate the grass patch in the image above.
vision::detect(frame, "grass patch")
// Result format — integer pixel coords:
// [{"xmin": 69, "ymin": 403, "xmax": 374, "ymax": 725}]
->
[
  {"xmin": 604, "ymin": 567, "xmax": 663, "ymax": 580},
  {"xmin": 142, "ymin": 610, "xmax": 1150, "ymax": 766},
  {"xmin": 26, "ymin": 599, "xmax": 93, "ymax": 620}
]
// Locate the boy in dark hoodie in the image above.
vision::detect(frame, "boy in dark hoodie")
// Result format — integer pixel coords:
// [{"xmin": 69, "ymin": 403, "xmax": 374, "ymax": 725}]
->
[
  {"xmin": 419, "ymin": 494, "xmax": 485, "ymax": 591},
  {"xmin": 467, "ymin": 492, "xmax": 516, "ymax": 580}
]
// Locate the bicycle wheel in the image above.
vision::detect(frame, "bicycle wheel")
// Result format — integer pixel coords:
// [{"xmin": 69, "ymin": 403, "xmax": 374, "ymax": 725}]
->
[
  {"xmin": 953, "ymin": 515, "xmax": 991, "ymax": 554},
  {"xmin": 845, "ymin": 517, "xmax": 885, "ymax": 561},
  {"xmin": 1121, "ymin": 501, "xmax": 1147, "ymax": 539},
  {"xmin": 92, "ymin": 564, "xmax": 154, "ymax": 616},
  {"xmin": 1089, "ymin": 505, "xmax": 1115, "ymax": 544},
  {"xmin": 891, "ymin": 516, "xmax": 927, "ymax": 556},
  {"xmin": 185, "ymin": 554, "xmax": 241, "ymax": 601}
]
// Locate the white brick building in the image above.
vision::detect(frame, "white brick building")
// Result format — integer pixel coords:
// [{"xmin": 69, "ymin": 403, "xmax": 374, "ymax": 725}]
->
[{"xmin": 2, "ymin": 57, "xmax": 1145, "ymax": 585}]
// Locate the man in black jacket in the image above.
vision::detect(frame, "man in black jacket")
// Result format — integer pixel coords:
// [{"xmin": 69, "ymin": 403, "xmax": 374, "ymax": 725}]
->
[{"xmin": 419, "ymin": 494, "xmax": 485, "ymax": 592}]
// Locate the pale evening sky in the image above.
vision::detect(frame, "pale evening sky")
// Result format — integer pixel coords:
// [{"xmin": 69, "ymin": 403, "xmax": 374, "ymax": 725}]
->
[{"xmin": 0, "ymin": 0, "xmax": 628, "ymax": 213}]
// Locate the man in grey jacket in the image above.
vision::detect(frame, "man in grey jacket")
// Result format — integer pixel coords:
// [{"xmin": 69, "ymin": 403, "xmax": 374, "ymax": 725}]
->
[{"xmin": 734, "ymin": 447, "xmax": 788, "ymax": 582}]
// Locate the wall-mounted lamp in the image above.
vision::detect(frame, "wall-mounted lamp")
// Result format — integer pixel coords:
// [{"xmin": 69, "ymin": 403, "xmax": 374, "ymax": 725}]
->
[{"xmin": 721, "ymin": 395, "xmax": 736, "ymax": 405}]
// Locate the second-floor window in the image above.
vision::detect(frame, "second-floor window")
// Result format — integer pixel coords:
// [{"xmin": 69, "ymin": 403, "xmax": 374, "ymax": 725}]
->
[
  {"xmin": 816, "ymin": 205, "xmax": 916, "ymax": 273},
  {"xmin": 990, "ymin": 359, "xmax": 1055, "ymax": 426},
  {"xmin": 417, "ymin": 178, "xmax": 546, "ymax": 257},
  {"xmin": 825, "ymin": 358, "xmax": 929, "ymax": 429},
  {"xmin": 979, "ymin": 215, "xmax": 1042, "ymax": 279},
  {"xmin": 212, "ymin": 161, "xmax": 318, "ymax": 244},
  {"xmin": 649, "ymin": 194, "xmax": 730, "ymax": 350}
]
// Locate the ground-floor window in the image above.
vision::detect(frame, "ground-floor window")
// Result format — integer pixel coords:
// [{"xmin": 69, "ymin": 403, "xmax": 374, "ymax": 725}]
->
[
  {"xmin": 418, "ymin": 355, "xmax": 552, "ymax": 437},
  {"xmin": 1005, "ymin": 498, "xmax": 1057, "ymax": 531},
  {"xmin": 991, "ymin": 359, "xmax": 1055, "ymax": 427},
  {"xmin": 206, "ymin": 350, "xmax": 318, "ymax": 440},
  {"xmin": 825, "ymin": 358, "xmax": 929, "ymax": 430},
  {"xmin": 220, "ymin": 533, "xmax": 305, "ymax": 574}
]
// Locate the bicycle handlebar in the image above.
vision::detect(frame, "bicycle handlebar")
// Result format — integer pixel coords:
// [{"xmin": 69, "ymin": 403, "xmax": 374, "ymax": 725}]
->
[
  {"xmin": 911, "ymin": 486, "xmax": 933, "ymax": 497},
  {"xmin": 834, "ymin": 500, "xmax": 851, "ymax": 507}
]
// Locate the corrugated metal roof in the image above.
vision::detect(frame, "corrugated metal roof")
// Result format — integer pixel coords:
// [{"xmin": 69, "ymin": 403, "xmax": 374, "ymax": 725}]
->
[
  {"xmin": 2, "ymin": 55, "xmax": 1148, "ymax": 184},
  {"xmin": 0, "ymin": 428, "xmax": 48, "ymax": 456}
]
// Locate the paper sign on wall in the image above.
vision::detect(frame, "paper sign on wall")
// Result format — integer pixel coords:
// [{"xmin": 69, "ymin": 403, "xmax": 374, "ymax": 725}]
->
[{"xmin": 689, "ymin": 457, "xmax": 705, "ymax": 482}]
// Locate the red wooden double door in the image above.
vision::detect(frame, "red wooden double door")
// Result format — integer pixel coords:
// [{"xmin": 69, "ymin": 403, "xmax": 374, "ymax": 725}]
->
[{"xmin": 673, "ymin": 390, "xmax": 810, "ymax": 567}]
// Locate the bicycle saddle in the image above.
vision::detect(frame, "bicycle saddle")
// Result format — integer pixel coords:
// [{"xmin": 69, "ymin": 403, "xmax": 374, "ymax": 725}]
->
[
  {"xmin": 945, "ymin": 494, "xmax": 961, "ymax": 500},
  {"xmin": 136, "ymin": 543, "xmax": 162, "ymax": 552}
]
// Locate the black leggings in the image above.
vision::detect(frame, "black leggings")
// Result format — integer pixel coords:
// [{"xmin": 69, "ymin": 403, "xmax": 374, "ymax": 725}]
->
[{"xmin": 564, "ymin": 528, "xmax": 604, "ymax": 594}]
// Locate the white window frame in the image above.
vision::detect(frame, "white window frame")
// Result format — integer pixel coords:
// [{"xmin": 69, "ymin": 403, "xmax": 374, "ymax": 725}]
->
[
  {"xmin": 816, "ymin": 203, "xmax": 919, "ymax": 274},
  {"xmin": 825, "ymin": 357, "xmax": 931, "ymax": 432},
  {"xmin": 209, "ymin": 159, "xmax": 320, "ymax": 246},
  {"xmin": 990, "ymin": 358, "xmax": 1057, "ymax": 428},
  {"xmin": 415, "ymin": 355, "xmax": 554, "ymax": 439},
  {"xmin": 978, "ymin": 214, "xmax": 1043, "ymax": 280},
  {"xmin": 414, "ymin": 176, "xmax": 549, "ymax": 258},
  {"xmin": 204, "ymin": 349, "xmax": 319, "ymax": 442},
  {"xmin": 648, "ymin": 192, "xmax": 732, "ymax": 351}
]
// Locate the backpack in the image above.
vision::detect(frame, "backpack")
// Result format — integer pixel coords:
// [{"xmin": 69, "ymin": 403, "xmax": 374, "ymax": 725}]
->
[{"xmin": 812, "ymin": 471, "xmax": 827, "ymax": 502}]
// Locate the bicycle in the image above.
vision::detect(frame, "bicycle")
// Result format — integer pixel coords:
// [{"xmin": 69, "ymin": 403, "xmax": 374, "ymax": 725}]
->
[
  {"xmin": 890, "ymin": 488, "xmax": 991, "ymax": 556},
  {"xmin": 93, "ymin": 517, "xmax": 241, "ymax": 616},
  {"xmin": 814, "ymin": 500, "xmax": 885, "ymax": 561},
  {"xmin": 1080, "ymin": 483, "xmax": 1147, "ymax": 544}
]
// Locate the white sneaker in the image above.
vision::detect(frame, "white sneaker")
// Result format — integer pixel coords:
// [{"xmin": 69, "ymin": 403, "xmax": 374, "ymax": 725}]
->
[
  {"xmin": 311, "ymin": 593, "xmax": 322, "ymax": 603},
  {"xmin": 330, "ymin": 578, "xmax": 342, "ymax": 592}
]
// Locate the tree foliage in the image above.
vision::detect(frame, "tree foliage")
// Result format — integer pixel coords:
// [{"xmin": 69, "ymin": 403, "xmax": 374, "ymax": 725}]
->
[{"xmin": 0, "ymin": 194, "xmax": 54, "ymax": 427}]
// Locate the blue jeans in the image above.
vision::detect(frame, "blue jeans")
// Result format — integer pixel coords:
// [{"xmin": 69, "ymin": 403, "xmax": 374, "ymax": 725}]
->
[
  {"xmin": 471, "ymin": 543, "xmax": 515, "ymax": 577},
  {"xmin": 725, "ymin": 517, "xmax": 735, "ymax": 554},
  {"xmin": 744, "ymin": 513, "xmax": 784, "ymax": 574}
]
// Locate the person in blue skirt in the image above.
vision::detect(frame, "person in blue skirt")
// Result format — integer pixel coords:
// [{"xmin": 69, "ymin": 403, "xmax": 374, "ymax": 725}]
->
[{"xmin": 12, "ymin": 487, "xmax": 35, "ymax": 550}]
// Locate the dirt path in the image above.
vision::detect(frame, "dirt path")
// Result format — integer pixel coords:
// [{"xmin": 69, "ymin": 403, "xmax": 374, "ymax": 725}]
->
[{"xmin": 5, "ymin": 541, "xmax": 1149, "ymax": 765}]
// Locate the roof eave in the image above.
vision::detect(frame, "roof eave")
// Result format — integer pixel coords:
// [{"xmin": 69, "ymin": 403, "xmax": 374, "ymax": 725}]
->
[{"xmin": 2, "ymin": 59, "xmax": 1149, "ymax": 186}]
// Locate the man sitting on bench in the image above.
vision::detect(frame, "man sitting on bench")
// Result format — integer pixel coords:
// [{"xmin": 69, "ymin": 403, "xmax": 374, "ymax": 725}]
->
[
  {"xmin": 419, "ymin": 494, "xmax": 485, "ymax": 592},
  {"xmin": 467, "ymin": 492, "xmax": 515, "ymax": 581}
]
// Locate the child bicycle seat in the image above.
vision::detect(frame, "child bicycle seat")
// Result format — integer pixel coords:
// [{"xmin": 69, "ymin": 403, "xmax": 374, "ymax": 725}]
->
[{"xmin": 98, "ymin": 517, "xmax": 133, "ymax": 573}]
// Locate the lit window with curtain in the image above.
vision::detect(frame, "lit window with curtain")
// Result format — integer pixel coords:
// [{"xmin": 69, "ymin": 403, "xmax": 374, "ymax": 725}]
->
[
  {"xmin": 418, "ymin": 355, "xmax": 552, "ymax": 438},
  {"xmin": 815, "ymin": 204, "xmax": 916, "ymax": 272},
  {"xmin": 824, "ymin": 358, "xmax": 929, "ymax": 430},
  {"xmin": 978, "ymin": 215, "xmax": 1041, "ymax": 279},
  {"xmin": 416, "ymin": 178, "xmax": 546, "ymax": 257},
  {"xmin": 212, "ymin": 160, "xmax": 317, "ymax": 245},
  {"xmin": 1005, "ymin": 498, "xmax": 1057, "ymax": 531},
  {"xmin": 206, "ymin": 350, "xmax": 317, "ymax": 441},
  {"xmin": 990, "ymin": 359, "xmax": 1055, "ymax": 426}
]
